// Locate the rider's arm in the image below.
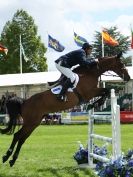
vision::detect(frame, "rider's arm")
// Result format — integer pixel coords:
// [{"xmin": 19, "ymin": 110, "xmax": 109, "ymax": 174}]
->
[{"xmin": 78, "ymin": 50, "xmax": 98, "ymax": 66}]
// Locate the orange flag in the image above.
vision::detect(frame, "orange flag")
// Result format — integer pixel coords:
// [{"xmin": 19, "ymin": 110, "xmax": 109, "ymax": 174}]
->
[
  {"xmin": 0, "ymin": 44, "xmax": 8, "ymax": 54},
  {"xmin": 102, "ymin": 31, "xmax": 119, "ymax": 46}
]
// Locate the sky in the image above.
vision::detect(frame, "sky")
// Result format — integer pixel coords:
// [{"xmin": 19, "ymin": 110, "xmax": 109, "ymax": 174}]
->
[{"xmin": 0, "ymin": 0, "xmax": 133, "ymax": 71}]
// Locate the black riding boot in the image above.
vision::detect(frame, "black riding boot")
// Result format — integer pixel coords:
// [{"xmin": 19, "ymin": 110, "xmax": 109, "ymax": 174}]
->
[{"xmin": 57, "ymin": 78, "xmax": 73, "ymax": 101}]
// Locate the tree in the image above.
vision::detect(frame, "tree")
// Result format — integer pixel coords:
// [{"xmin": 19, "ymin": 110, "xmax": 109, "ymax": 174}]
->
[
  {"xmin": 92, "ymin": 26, "xmax": 131, "ymax": 59},
  {"xmin": 122, "ymin": 55, "xmax": 132, "ymax": 66},
  {"xmin": 0, "ymin": 9, "xmax": 47, "ymax": 74}
]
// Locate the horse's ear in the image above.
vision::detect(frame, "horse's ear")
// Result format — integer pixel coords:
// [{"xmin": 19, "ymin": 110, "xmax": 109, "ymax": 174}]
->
[{"xmin": 116, "ymin": 52, "xmax": 122, "ymax": 59}]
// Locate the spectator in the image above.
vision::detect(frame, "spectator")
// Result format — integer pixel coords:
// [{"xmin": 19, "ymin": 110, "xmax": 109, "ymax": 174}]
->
[{"xmin": 0, "ymin": 95, "xmax": 6, "ymax": 114}]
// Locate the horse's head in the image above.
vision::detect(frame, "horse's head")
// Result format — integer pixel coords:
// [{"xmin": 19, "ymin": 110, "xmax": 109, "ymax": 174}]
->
[
  {"xmin": 99, "ymin": 52, "xmax": 130, "ymax": 82},
  {"xmin": 115, "ymin": 52, "xmax": 130, "ymax": 81}
]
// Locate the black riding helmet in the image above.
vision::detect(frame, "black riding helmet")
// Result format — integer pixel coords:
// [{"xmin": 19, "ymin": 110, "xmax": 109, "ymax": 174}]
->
[{"xmin": 82, "ymin": 42, "xmax": 93, "ymax": 50}]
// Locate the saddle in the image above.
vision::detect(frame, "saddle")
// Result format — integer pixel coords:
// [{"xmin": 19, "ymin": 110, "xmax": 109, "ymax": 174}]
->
[
  {"xmin": 48, "ymin": 74, "xmax": 66, "ymax": 87},
  {"xmin": 49, "ymin": 73, "xmax": 79, "ymax": 101}
]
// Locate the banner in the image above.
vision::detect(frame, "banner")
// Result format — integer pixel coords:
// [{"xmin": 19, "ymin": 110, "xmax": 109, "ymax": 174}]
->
[
  {"xmin": 0, "ymin": 44, "xmax": 8, "ymax": 54},
  {"xmin": 102, "ymin": 31, "xmax": 119, "ymax": 46},
  {"xmin": 74, "ymin": 32, "xmax": 88, "ymax": 47},
  {"xmin": 48, "ymin": 35, "xmax": 65, "ymax": 52}
]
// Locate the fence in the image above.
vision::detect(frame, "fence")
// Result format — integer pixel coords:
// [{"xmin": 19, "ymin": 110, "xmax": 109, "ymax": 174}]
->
[{"xmin": 88, "ymin": 89, "xmax": 121, "ymax": 167}]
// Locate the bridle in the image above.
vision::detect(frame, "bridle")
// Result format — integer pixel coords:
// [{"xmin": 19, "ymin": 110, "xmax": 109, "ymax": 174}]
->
[{"xmin": 98, "ymin": 56, "xmax": 127, "ymax": 81}]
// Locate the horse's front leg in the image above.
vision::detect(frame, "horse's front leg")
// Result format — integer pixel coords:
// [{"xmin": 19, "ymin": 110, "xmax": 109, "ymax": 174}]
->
[
  {"xmin": 86, "ymin": 88, "xmax": 110, "ymax": 110},
  {"xmin": 93, "ymin": 87, "xmax": 110, "ymax": 107},
  {"xmin": 99, "ymin": 87, "xmax": 110, "ymax": 97}
]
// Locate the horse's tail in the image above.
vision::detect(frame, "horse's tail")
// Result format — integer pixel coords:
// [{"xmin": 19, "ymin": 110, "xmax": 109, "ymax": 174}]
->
[{"xmin": 0, "ymin": 97, "xmax": 24, "ymax": 135}]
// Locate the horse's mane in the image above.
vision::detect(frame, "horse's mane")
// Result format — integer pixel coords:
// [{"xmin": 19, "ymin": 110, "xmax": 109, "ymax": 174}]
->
[
  {"xmin": 73, "ymin": 64, "xmax": 97, "ymax": 74},
  {"xmin": 73, "ymin": 56, "xmax": 116, "ymax": 75}
]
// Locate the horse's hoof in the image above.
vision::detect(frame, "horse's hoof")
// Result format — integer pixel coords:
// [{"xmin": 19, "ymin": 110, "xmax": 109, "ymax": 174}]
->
[
  {"xmin": 2, "ymin": 155, "xmax": 8, "ymax": 163},
  {"xmin": 9, "ymin": 160, "xmax": 14, "ymax": 167}
]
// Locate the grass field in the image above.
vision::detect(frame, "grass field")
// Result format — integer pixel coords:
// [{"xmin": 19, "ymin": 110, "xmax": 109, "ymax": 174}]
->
[{"xmin": 0, "ymin": 124, "xmax": 133, "ymax": 177}]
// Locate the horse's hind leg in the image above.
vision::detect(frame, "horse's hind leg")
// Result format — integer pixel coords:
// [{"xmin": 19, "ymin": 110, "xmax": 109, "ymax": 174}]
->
[
  {"xmin": 2, "ymin": 129, "xmax": 22, "ymax": 163},
  {"xmin": 9, "ymin": 125, "xmax": 37, "ymax": 167}
]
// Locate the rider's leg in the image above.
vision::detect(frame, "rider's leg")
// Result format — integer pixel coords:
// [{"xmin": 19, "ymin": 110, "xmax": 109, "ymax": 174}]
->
[
  {"xmin": 55, "ymin": 63, "xmax": 75, "ymax": 101},
  {"xmin": 57, "ymin": 78, "xmax": 73, "ymax": 101},
  {"xmin": 55, "ymin": 62, "xmax": 75, "ymax": 83}
]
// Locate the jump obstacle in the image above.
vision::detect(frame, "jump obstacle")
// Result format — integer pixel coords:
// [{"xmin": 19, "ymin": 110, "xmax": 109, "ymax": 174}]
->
[{"xmin": 88, "ymin": 89, "xmax": 121, "ymax": 167}]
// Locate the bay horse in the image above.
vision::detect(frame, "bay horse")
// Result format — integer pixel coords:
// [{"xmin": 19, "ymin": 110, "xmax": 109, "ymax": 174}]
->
[{"xmin": 0, "ymin": 53, "xmax": 130, "ymax": 167}]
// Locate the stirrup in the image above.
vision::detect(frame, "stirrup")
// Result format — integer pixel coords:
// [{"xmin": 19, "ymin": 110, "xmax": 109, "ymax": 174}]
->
[{"xmin": 57, "ymin": 94, "xmax": 67, "ymax": 102}]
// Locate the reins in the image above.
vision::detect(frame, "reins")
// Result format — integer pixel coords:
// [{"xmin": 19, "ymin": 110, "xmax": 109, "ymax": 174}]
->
[{"xmin": 97, "ymin": 56, "xmax": 127, "ymax": 80}]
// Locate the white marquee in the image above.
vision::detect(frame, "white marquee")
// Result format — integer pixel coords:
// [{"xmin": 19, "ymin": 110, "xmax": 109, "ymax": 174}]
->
[{"xmin": 0, "ymin": 67, "xmax": 133, "ymax": 87}]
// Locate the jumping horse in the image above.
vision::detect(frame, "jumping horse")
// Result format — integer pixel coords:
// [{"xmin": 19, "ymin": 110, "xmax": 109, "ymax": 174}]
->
[{"xmin": 0, "ymin": 53, "xmax": 130, "ymax": 167}]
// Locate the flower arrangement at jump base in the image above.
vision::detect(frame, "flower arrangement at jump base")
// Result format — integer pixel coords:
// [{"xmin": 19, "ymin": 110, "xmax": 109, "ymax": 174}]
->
[
  {"xmin": 73, "ymin": 142, "xmax": 108, "ymax": 165},
  {"xmin": 96, "ymin": 150, "xmax": 133, "ymax": 177},
  {"xmin": 73, "ymin": 142, "xmax": 133, "ymax": 177}
]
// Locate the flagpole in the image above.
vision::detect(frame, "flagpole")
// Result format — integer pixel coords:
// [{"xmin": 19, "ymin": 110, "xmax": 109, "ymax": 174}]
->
[
  {"xmin": 130, "ymin": 24, "xmax": 133, "ymax": 67},
  {"xmin": 102, "ymin": 31, "xmax": 104, "ymax": 57},
  {"xmin": 47, "ymin": 32, "xmax": 50, "ymax": 72},
  {"xmin": 19, "ymin": 34, "xmax": 24, "ymax": 98},
  {"xmin": 19, "ymin": 35, "xmax": 22, "ymax": 74},
  {"xmin": 101, "ymin": 31, "xmax": 106, "ymax": 109}
]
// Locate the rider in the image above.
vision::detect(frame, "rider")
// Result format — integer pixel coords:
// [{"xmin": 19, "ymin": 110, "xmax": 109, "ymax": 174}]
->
[{"xmin": 55, "ymin": 42, "xmax": 99, "ymax": 101}]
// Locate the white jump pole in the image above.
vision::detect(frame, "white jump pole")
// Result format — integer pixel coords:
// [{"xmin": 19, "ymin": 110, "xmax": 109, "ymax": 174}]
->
[
  {"xmin": 88, "ymin": 113, "xmax": 94, "ymax": 166},
  {"xmin": 111, "ymin": 89, "xmax": 121, "ymax": 160},
  {"xmin": 88, "ymin": 89, "xmax": 121, "ymax": 166}
]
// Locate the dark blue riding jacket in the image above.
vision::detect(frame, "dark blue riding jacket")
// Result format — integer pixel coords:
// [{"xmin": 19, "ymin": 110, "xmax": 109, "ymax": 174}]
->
[{"xmin": 55, "ymin": 49, "xmax": 97, "ymax": 68}]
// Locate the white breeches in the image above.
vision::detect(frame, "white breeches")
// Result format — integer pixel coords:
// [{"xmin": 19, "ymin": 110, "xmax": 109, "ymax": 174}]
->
[{"xmin": 55, "ymin": 62, "xmax": 76, "ymax": 83}]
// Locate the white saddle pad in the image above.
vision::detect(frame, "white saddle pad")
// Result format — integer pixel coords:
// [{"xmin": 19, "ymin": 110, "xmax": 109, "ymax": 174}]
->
[
  {"xmin": 51, "ymin": 85, "xmax": 73, "ymax": 95},
  {"xmin": 51, "ymin": 74, "xmax": 79, "ymax": 95}
]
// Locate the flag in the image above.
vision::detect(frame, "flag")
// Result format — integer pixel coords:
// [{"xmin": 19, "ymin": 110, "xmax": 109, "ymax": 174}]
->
[
  {"xmin": 20, "ymin": 42, "xmax": 29, "ymax": 62},
  {"xmin": 0, "ymin": 44, "xmax": 8, "ymax": 54},
  {"xmin": 131, "ymin": 27, "xmax": 133, "ymax": 49},
  {"xmin": 48, "ymin": 35, "xmax": 65, "ymax": 52},
  {"xmin": 74, "ymin": 32, "xmax": 88, "ymax": 47},
  {"xmin": 102, "ymin": 30, "xmax": 119, "ymax": 46}
]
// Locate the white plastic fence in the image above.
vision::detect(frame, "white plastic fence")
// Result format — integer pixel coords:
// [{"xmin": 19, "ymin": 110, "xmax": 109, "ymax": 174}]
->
[{"xmin": 88, "ymin": 89, "xmax": 121, "ymax": 166}]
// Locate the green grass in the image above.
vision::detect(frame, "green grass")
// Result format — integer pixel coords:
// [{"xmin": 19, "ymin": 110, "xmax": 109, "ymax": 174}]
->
[{"xmin": 0, "ymin": 124, "xmax": 132, "ymax": 177}]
